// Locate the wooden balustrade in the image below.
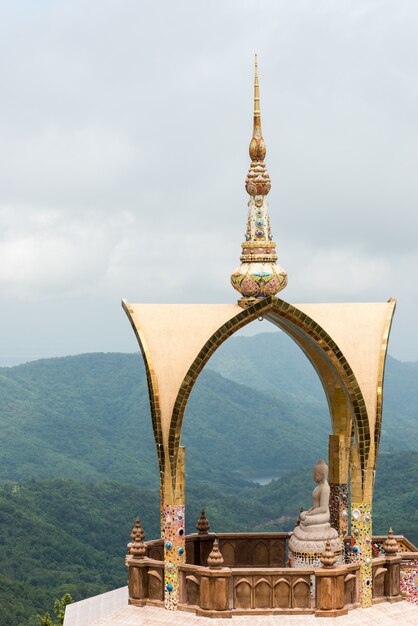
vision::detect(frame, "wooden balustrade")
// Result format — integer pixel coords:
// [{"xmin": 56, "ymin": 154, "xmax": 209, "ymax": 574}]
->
[
  {"xmin": 126, "ymin": 532, "xmax": 412, "ymax": 617},
  {"xmin": 231, "ymin": 567, "xmax": 313, "ymax": 614},
  {"xmin": 145, "ymin": 532, "xmax": 288, "ymax": 567}
]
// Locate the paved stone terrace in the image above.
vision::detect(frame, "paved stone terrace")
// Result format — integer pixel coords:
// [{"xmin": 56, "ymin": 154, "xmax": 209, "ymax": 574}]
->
[
  {"xmin": 64, "ymin": 587, "xmax": 418, "ymax": 626},
  {"xmin": 88, "ymin": 603, "xmax": 418, "ymax": 625}
]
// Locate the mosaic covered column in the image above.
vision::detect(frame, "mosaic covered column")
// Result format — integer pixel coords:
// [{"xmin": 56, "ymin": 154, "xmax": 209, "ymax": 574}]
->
[
  {"xmin": 161, "ymin": 448, "xmax": 186, "ymax": 610},
  {"xmin": 349, "ymin": 443, "xmax": 374, "ymax": 608},
  {"xmin": 329, "ymin": 482, "xmax": 349, "ymax": 539},
  {"xmin": 163, "ymin": 502, "xmax": 186, "ymax": 609},
  {"xmin": 328, "ymin": 434, "xmax": 350, "ymax": 540},
  {"xmin": 350, "ymin": 502, "xmax": 373, "ymax": 607}
]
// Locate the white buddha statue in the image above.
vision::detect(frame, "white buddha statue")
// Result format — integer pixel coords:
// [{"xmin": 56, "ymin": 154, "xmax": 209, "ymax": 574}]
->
[
  {"xmin": 299, "ymin": 459, "xmax": 331, "ymax": 531},
  {"xmin": 289, "ymin": 459, "xmax": 343, "ymax": 567}
]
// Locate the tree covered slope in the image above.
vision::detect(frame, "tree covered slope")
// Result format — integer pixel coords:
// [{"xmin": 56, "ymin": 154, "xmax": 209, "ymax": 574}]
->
[{"xmin": 0, "ymin": 337, "xmax": 416, "ymax": 486}]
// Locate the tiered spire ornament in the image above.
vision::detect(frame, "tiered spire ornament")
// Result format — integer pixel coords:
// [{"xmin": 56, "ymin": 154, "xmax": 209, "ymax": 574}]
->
[
  {"xmin": 231, "ymin": 55, "xmax": 288, "ymax": 307},
  {"xmin": 196, "ymin": 509, "xmax": 210, "ymax": 535},
  {"xmin": 383, "ymin": 528, "xmax": 399, "ymax": 555},
  {"xmin": 130, "ymin": 528, "xmax": 147, "ymax": 558},
  {"xmin": 131, "ymin": 516, "xmax": 145, "ymax": 541},
  {"xmin": 207, "ymin": 539, "xmax": 224, "ymax": 568},
  {"xmin": 127, "ymin": 516, "xmax": 145, "ymax": 556},
  {"xmin": 320, "ymin": 540, "xmax": 337, "ymax": 568}
]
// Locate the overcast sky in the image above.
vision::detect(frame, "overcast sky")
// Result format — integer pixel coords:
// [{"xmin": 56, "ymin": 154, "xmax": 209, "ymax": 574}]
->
[{"xmin": 0, "ymin": 0, "xmax": 417, "ymax": 364}]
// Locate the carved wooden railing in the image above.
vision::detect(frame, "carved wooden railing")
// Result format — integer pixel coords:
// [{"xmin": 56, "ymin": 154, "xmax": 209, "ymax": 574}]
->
[
  {"xmin": 145, "ymin": 532, "xmax": 288, "ymax": 566},
  {"xmin": 127, "ymin": 532, "xmax": 411, "ymax": 617}
]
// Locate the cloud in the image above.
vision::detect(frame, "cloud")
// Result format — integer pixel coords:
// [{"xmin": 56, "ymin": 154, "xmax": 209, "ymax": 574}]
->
[{"xmin": 0, "ymin": 0, "xmax": 417, "ymax": 360}]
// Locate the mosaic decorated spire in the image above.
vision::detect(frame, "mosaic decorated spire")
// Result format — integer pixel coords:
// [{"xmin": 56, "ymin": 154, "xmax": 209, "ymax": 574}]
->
[{"xmin": 231, "ymin": 55, "xmax": 288, "ymax": 306}]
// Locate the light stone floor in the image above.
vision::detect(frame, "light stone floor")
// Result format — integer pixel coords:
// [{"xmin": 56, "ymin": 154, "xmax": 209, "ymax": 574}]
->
[
  {"xmin": 87, "ymin": 603, "xmax": 418, "ymax": 626},
  {"xmin": 63, "ymin": 587, "xmax": 418, "ymax": 626}
]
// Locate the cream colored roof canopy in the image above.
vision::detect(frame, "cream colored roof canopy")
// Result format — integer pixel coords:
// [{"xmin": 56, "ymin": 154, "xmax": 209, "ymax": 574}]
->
[{"xmin": 123, "ymin": 297, "xmax": 395, "ymax": 460}]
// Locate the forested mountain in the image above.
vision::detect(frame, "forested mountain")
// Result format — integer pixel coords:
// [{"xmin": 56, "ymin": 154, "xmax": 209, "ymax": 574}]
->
[
  {"xmin": 0, "ymin": 337, "xmax": 417, "ymax": 625},
  {"xmin": 0, "ymin": 335, "xmax": 417, "ymax": 486},
  {"xmin": 208, "ymin": 331, "xmax": 418, "ymax": 453},
  {"xmin": 1, "ymin": 451, "xmax": 417, "ymax": 626}
]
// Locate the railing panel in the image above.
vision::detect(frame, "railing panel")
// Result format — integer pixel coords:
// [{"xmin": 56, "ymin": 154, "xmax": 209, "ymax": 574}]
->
[
  {"xmin": 273, "ymin": 577, "xmax": 291, "ymax": 608},
  {"xmin": 254, "ymin": 577, "xmax": 272, "ymax": 608},
  {"xmin": 185, "ymin": 574, "xmax": 200, "ymax": 606},
  {"xmin": 148, "ymin": 568, "xmax": 164, "ymax": 601},
  {"xmin": 292, "ymin": 576, "xmax": 311, "ymax": 609},
  {"xmin": 234, "ymin": 577, "xmax": 252, "ymax": 609},
  {"xmin": 253, "ymin": 541, "xmax": 269, "ymax": 566}
]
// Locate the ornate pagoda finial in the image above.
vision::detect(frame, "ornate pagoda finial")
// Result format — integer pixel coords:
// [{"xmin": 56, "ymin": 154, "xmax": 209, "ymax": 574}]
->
[
  {"xmin": 320, "ymin": 540, "xmax": 337, "ymax": 568},
  {"xmin": 231, "ymin": 55, "xmax": 287, "ymax": 307},
  {"xmin": 247, "ymin": 54, "xmax": 268, "ymax": 192},
  {"xmin": 383, "ymin": 528, "xmax": 399, "ymax": 555},
  {"xmin": 130, "ymin": 527, "xmax": 147, "ymax": 559},
  {"xmin": 131, "ymin": 516, "xmax": 145, "ymax": 542},
  {"xmin": 196, "ymin": 509, "xmax": 210, "ymax": 535},
  {"xmin": 127, "ymin": 515, "xmax": 145, "ymax": 556},
  {"xmin": 207, "ymin": 538, "xmax": 224, "ymax": 568}
]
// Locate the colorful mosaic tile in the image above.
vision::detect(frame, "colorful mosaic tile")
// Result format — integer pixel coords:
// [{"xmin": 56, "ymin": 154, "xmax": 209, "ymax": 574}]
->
[
  {"xmin": 162, "ymin": 504, "xmax": 185, "ymax": 610},
  {"xmin": 350, "ymin": 502, "xmax": 373, "ymax": 607},
  {"xmin": 329, "ymin": 482, "xmax": 348, "ymax": 539},
  {"xmin": 400, "ymin": 559, "xmax": 418, "ymax": 606}
]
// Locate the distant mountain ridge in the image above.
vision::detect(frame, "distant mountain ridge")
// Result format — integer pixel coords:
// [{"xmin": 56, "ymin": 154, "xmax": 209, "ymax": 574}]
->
[{"xmin": 0, "ymin": 333, "xmax": 416, "ymax": 486}]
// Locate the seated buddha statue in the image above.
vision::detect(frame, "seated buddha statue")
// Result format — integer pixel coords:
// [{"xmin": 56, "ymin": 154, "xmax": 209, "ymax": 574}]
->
[
  {"xmin": 299, "ymin": 459, "xmax": 331, "ymax": 531},
  {"xmin": 288, "ymin": 459, "xmax": 343, "ymax": 567}
]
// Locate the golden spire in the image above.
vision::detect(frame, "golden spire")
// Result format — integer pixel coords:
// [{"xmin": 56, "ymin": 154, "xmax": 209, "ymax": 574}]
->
[
  {"xmin": 249, "ymin": 54, "xmax": 266, "ymax": 163},
  {"xmin": 231, "ymin": 55, "xmax": 288, "ymax": 306},
  {"xmin": 246, "ymin": 54, "xmax": 270, "ymax": 195},
  {"xmin": 253, "ymin": 54, "xmax": 261, "ymax": 129}
]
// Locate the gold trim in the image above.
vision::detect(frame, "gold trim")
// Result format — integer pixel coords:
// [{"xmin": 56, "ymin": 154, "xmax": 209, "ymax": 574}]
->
[
  {"xmin": 122, "ymin": 300, "xmax": 164, "ymax": 473},
  {"xmin": 168, "ymin": 296, "xmax": 370, "ymax": 499},
  {"xmin": 374, "ymin": 298, "xmax": 396, "ymax": 455}
]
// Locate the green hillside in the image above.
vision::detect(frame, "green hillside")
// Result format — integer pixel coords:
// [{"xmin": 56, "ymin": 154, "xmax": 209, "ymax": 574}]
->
[
  {"xmin": 0, "ymin": 338, "xmax": 417, "ymax": 488},
  {"xmin": 0, "ymin": 352, "xmax": 329, "ymax": 486},
  {"xmin": 1, "ymin": 451, "xmax": 417, "ymax": 625},
  {"xmin": 208, "ymin": 331, "xmax": 418, "ymax": 452},
  {"xmin": 0, "ymin": 341, "xmax": 417, "ymax": 625}
]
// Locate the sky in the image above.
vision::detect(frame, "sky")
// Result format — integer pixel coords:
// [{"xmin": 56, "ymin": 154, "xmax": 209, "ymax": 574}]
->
[{"xmin": 0, "ymin": 0, "xmax": 417, "ymax": 364}]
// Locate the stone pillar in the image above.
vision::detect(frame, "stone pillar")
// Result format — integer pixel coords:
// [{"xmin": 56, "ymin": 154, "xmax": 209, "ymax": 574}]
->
[
  {"xmin": 198, "ymin": 540, "xmax": 231, "ymax": 618},
  {"xmin": 126, "ymin": 517, "xmax": 149, "ymax": 606},
  {"xmin": 127, "ymin": 559, "xmax": 149, "ymax": 606},
  {"xmin": 384, "ymin": 555, "xmax": 402, "ymax": 602},
  {"xmin": 315, "ymin": 566, "xmax": 348, "ymax": 617},
  {"xmin": 198, "ymin": 569, "xmax": 232, "ymax": 617},
  {"xmin": 350, "ymin": 502, "xmax": 373, "ymax": 608}
]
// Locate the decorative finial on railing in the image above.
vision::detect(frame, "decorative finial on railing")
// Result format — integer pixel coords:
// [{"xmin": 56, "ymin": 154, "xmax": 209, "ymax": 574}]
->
[
  {"xmin": 231, "ymin": 55, "xmax": 287, "ymax": 307},
  {"xmin": 130, "ymin": 516, "xmax": 145, "ymax": 542},
  {"xmin": 130, "ymin": 528, "xmax": 147, "ymax": 558},
  {"xmin": 207, "ymin": 538, "xmax": 224, "ymax": 568},
  {"xmin": 383, "ymin": 528, "xmax": 399, "ymax": 555},
  {"xmin": 196, "ymin": 509, "xmax": 210, "ymax": 535},
  {"xmin": 320, "ymin": 540, "xmax": 337, "ymax": 567},
  {"xmin": 127, "ymin": 516, "xmax": 145, "ymax": 556}
]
